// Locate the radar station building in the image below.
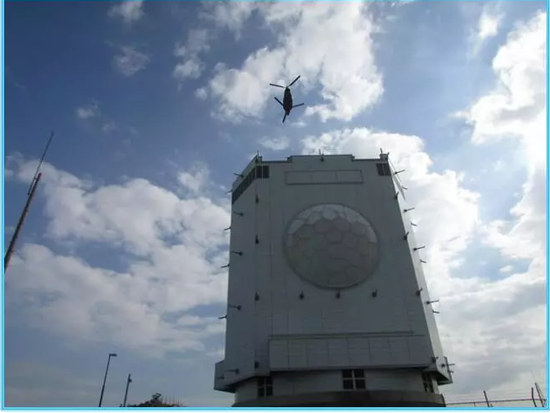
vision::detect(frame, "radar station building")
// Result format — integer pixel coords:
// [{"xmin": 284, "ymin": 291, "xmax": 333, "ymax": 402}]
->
[{"xmin": 214, "ymin": 154, "xmax": 453, "ymax": 407}]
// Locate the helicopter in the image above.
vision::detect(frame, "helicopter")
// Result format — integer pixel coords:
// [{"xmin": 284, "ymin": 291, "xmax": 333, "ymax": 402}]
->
[{"xmin": 270, "ymin": 75, "xmax": 305, "ymax": 123}]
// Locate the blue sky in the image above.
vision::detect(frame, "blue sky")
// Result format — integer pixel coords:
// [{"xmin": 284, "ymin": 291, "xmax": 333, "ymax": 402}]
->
[{"xmin": 3, "ymin": 0, "xmax": 547, "ymax": 407}]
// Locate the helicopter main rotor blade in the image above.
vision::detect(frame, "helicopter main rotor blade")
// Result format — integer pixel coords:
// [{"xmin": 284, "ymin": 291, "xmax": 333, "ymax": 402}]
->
[
  {"xmin": 292, "ymin": 103, "xmax": 305, "ymax": 108},
  {"xmin": 288, "ymin": 75, "xmax": 301, "ymax": 87},
  {"xmin": 270, "ymin": 83, "xmax": 285, "ymax": 89},
  {"xmin": 282, "ymin": 113, "xmax": 287, "ymax": 123},
  {"xmin": 274, "ymin": 97, "xmax": 284, "ymax": 107}
]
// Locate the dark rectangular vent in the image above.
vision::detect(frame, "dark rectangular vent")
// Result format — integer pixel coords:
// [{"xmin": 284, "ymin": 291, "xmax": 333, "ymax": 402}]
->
[
  {"xmin": 376, "ymin": 162, "xmax": 392, "ymax": 176},
  {"xmin": 232, "ymin": 165, "xmax": 270, "ymax": 204}
]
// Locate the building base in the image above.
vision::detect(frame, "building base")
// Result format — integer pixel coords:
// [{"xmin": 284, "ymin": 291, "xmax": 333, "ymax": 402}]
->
[{"xmin": 233, "ymin": 390, "xmax": 446, "ymax": 407}]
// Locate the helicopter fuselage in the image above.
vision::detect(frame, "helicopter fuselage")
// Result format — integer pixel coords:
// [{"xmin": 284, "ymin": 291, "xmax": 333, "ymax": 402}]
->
[{"xmin": 283, "ymin": 88, "xmax": 293, "ymax": 114}]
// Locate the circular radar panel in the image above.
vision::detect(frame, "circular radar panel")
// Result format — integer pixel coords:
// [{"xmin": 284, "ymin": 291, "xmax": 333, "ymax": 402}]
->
[{"xmin": 284, "ymin": 204, "xmax": 379, "ymax": 289}]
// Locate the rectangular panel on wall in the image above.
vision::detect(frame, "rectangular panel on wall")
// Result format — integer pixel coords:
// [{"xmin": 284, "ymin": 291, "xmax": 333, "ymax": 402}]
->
[
  {"xmin": 306, "ymin": 339, "xmax": 329, "ymax": 366},
  {"xmin": 288, "ymin": 340, "xmax": 308, "ymax": 368},
  {"xmin": 285, "ymin": 170, "xmax": 364, "ymax": 185},
  {"xmin": 269, "ymin": 340, "xmax": 289, "ymax": 369},
  {"xmin": 336, "ymin": 170, "xmax": 364, "ymax": 183},
  {"xmin": 369, "ymin": 337, "xmax": 392, "ymax": 365},
  {"xmin": 327, "ymin": 338, "xmax": 349, "ymax": 366},
  {"xmin": 348, "ymin": 338, "xmax": 371, "ymax": 365},
  {"xmin": 269, "ymin": 334, "xmax": 429, "ymax": 371},
  {"xmin": 406, "ymin": 336, "xmax": 432, "ymax": 364}
]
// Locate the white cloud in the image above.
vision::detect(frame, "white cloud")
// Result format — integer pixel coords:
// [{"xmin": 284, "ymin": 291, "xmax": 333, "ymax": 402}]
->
[
  {"xmin": 177, "ymin": 29, "xmax": 210, "ymax": 55},
  {"xmin": 499, "ymin": 265, "xmax": 514, "ymax": 274},
  {"xmin": 102, "ymin": 121, "xmax": 117, "ymax": 134},
  {"xmin": 177, "ymin": 162, "xmax": 211, "ymax": 196},
  {"xmin": 6, "ymin": 361, "xmax": 99, "ymax": 407},
  {"xmin": 173, "ymin": 29, "xmax": 210, "ymax": 81},
  {"xmin": 174, "ymin": 59, "xmax": 203, "ymax": 81},
  {"xmin": 449, "ymin": 10, "xmax": 546, "ymax": 395},
  {"xmin": 201, "ymin": 1, "xmax": 257, "ymax": 37},
  {"xmin": 75, "ymin": 103, "xmax": 100, "ymax": 119},
  {"xmin": 113, "ymin": 46, "xmax": 150, "ymax": 77},
  {"xmin": 5, "ymin": 157, "xmax": 231, "ymax": 357},
  {"xmin": 478, "ymin": 7, "xmax": 502, "ymax": 40},
  {"xmin": 195, "ymin": 87, "xmax": 208, "ymax": 100},
  {"xmin": 460, "ymin": 10, "xmax": 546, "ymax": 263},
  {"xmin": 469, "ymin": 4, "xmax": 503, "ymax": 56},
  {"xmin": 108, "ymin": 0, "xmax": 144, "ymax": 25},
  {"xmin": 259, "ymin": 136, "xmax": 290, "ymax": 151},
  {"xmin": 208, "ymin": 47, "xmax": 286, "ymax": 122},
  {"xmin": 206, "ymin": 3, "xmax": 383, "ymax": 123},
  {"xmin": 297, "ymin": 123, "xmax": 545, "ymax": 395}
]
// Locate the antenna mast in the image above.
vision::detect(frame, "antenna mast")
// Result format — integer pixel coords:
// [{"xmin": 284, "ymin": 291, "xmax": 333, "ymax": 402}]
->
[{"xmin": 4, "ymin": 132, "xmax": 54, "ymax": 272}]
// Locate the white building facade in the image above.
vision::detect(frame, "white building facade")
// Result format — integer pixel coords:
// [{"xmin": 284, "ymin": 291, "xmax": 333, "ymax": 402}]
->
[{"xmin": 214, "ymin": 154, "xmax": 453, "ymax": 407}]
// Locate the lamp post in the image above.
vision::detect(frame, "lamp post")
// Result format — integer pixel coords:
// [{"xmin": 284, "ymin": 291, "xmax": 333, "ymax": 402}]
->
[
  {"xmin": 98, "ymin": 353, "xmax": 117, "ymax": 407},
  {"xmin": 122, "ymin": 374, "xmax": 132, "ymax": 407}
]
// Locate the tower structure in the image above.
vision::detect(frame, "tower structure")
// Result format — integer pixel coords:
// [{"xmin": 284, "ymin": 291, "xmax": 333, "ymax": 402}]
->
[{"xmin": 214, "ymin": 154, "xmax": 453, "ymax": 407}]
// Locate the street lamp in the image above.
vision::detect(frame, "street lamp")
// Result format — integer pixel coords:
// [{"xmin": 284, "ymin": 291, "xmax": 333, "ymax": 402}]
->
[
  {"xmin": 98, "ymin": 353, "xmax": 117, "ymax": 407},
  {"xmin": 122, "ymin": 374, "xmax": 132, "ymax": 407}
]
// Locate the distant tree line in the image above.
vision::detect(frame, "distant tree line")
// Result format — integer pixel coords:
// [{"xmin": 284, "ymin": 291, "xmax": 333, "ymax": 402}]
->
[{"xmin": 126, "ymin": 393, "xmax": 184, "ymax": 407}]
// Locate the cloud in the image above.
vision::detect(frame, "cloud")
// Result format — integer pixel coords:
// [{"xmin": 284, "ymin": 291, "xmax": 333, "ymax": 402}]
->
[
  {"xmin": 195, "ymin": 87, "xmax": 208, "ymax": 100},
  {"xmin": 478, "ymin": 12, "xmax": 500, "ymax": 41},
  {"xmin": 450, "ymin": 10, "xmax": 546, "ymax": 395},
  {"xmin": 174, "ymin": 29, "xmax": 210, "ymax": 81},
  {"xmin": 206, "ymin": 3, "xmax": 383, "ymax": 123},
  {"xmin": 75, "ymin": 102, "xmax": 100, "ymax": 119},
  {"xmin": 174, "ymin": 60, "xmax": 202, "ymax": 81},
  {"xmin": 200, "ymin": 1, "xmax": 257, "ymax": 38},
  {"xmin": 102, "ymin": 121, "xmax": 117, "ymax": 134},
  {"xmin": 5, "ymin": 361, "xmax": 99, "ymax": 407},
  {"xmin": 177, "ymin": 162, "xmax": 211, "ymax": 196},
  {"xmin": 499, "ymin": 265, "xmax": 514, "ymax": 274},
  {"xmin": 108, "ymin": 0, "xmax": 144, "ymax": 25},
  {"xmin": 297, "ymin": 121, "xmax": 545, "ymax": 395},
  {"xmin": 468, "ymin": 4, "xmax": 503, "ymax": 57},
  {"xmin": 460, "ymin": 10, "xmax": 545, "ymax": 262},
  {"xmin": 259, "ymin": 136, "xmax": 290, "ymax": 151},
  {"xmin": 5, "ymin": 157, "xmax": 231, "ymax": 357},
  {"xmin": 113, "ymin": 46, "xmax": 150, "ymax": 77}
]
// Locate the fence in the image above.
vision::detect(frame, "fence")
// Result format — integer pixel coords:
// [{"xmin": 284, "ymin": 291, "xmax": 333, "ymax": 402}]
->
[{"xmin": 445, "ymin": 385, "xmax": 547, "ymax": 408}]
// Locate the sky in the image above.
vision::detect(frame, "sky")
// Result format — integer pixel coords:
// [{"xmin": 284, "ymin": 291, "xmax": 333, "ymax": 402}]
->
[{"xmin": 2, "ymin": 0, "xmax": 548, "ymax": 408}]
